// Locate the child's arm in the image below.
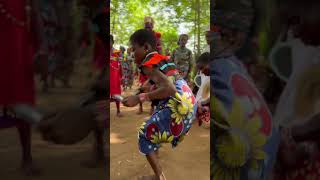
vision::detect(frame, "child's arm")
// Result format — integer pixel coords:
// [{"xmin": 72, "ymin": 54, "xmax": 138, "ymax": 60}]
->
[
  {"xmin": 122, "ymin": 67, "xmax": 175, "ymax": 107},
  {"xmin": 138, "ymin": 79, "xmax": 152, "ymax": 93},
  {"xmin": 141, "ymin": 66, "xmax": 176, "ymax": 100}
]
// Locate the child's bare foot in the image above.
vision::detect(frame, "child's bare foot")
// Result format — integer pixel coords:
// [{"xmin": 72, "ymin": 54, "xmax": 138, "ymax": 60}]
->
[
  {"xmin": 159, "ymin": 173, "xmax": 166, "ymax": 180},
  {"xmin": 21, "ymin": 161, "xmax": 41, "ymax": 176}
]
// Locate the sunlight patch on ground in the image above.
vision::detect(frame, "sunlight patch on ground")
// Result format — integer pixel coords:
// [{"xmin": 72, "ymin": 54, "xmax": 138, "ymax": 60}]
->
[
  {"xmin": 199, "ymin": 133, "xmax": 210, "ymax": 138},
  {"xmin": 110, "ymin": 133, "xmax": 127, "ymax": 144}
]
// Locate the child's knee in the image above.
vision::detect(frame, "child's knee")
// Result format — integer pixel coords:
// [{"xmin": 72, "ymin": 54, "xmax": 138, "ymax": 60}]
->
[{"xmin": 138, "ymin": 138, "xmax": 159, "ymax": 155}]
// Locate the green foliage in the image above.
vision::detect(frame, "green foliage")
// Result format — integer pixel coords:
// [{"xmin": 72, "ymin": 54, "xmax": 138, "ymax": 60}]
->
[{"xmin": 111, "ymin": 0, "xmax": 209, "ymax": 56}]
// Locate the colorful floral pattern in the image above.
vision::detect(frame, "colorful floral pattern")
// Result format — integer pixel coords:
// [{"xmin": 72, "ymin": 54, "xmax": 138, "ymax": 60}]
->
[
  {"xmin": 212, "ymin": 97, "xmax": 267, "ymax": 180},
  {"xmin": 169, "ymin": 119, "xmax": 184, "ymax": 137},
  {"xmin": 211, "ymin": 57, "xmax": 280, "ymax": 179},
  {"xmin": 138, "ymin": 79, "xmax": 196, "ymax": 155},
  {"xmin": 168, "ymin": 92, "xmax": 194, "ymax": 124}
]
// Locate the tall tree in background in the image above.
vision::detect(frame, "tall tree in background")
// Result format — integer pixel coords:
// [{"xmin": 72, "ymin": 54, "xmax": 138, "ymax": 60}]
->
[
  {"xmin": 151, "ymin": 0, "xmax": 209, "ymax": 58},
  {"xmin": 110, "ymin": 0, "xmax": 209, "ymax": 57}
]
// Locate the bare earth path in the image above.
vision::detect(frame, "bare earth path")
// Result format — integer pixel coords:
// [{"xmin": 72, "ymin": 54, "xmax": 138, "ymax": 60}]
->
[{"xmin": 110, "ymin": 83, "xmax": 210, "ymax": 180}]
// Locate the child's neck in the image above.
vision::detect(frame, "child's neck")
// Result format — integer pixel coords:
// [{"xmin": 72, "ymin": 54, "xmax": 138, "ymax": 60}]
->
[{"xmin": 145, "ymin": 51, "xmax": 158, "ymax": 58}]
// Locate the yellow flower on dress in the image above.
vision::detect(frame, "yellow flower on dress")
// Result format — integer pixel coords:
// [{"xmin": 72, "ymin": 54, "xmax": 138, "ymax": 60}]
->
[
  {"xmin": 212, "ymin": 97, "xmax": 267, "ymax": 180},
  {"xmin": 138, "ymin": 122, "xmax": 146, "ymax": 134},
  {"xmin": 150, "ymin": 131, "xmax": 174, "ymax": 144},
  {"xmin": 211, "ymin": 96, "xmax": 228, "ymax": 123},
  {"xmin": 168, "ymin": 92, "xmax": 194, "ymax": 124}
]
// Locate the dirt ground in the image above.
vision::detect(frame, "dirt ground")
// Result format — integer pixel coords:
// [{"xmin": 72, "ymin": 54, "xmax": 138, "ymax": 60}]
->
[
  {"xmin": 110, "ymin": 84, "xmax": 210, "ymax": 180},
  {"xmin": 0, "ymin": 57, "xmax": 106, "ymax": 179}
]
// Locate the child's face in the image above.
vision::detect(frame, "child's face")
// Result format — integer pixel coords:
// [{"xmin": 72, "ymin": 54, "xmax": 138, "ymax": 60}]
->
[
  {"xmin": 197, "ymin": 63, "xmax": 210, "ymax": 76},
  {"xmin": 144, "ymin": 22, "xmax": 153, "ymax": 31},
  {"xmin": 179, "ymin": 36, "xmax": 188, "ymax": 47},
  {"xmin": 131, "ymin": 43, "xmax": 147, "ymax": 65}
]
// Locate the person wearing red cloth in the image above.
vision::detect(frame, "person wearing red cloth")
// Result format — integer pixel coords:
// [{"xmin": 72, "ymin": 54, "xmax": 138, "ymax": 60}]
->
[
  {"xmin": 138, "ymin": 16, "xmax": 162, "ymax": 115},
  {"xmin": 0, "ymin": 0, "xmax": 46, "ymax": 175},
  {"xmin": 144, "ymin": 16, "xmax": 162, "ymax": 54},
  {"xmin": 110, "ymin": 35, "xmax": 123, "ymax": 117}
]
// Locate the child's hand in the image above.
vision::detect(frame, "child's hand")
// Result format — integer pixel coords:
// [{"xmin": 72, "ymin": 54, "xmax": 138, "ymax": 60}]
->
[{"xmin": 122, "ymin": 95, "xmax": 140, "ymax": 107}]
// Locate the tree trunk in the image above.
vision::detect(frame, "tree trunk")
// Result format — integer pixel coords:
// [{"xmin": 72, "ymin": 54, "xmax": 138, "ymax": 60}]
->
[
  {"xmin": 193, "ymin": 0, "xmax": 197, "ymax": 54},
  {"xmin": 196, "ymin": 0, "xmax": 201, "ymax": 58}
]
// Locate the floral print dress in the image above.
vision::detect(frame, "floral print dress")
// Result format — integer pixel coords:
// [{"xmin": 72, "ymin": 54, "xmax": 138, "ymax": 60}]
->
[
  {"xmin": 137, "ymin": 52, "xmax": 197, "ymax": 155},
  {"xmin": 211, "ymin": 56, "xmax": 280, "ymax": 180}
]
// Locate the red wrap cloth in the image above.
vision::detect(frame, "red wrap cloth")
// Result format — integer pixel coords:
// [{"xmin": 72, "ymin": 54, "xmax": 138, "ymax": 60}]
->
[
  {"xmin": 0, "ymin": 0, "xmax": 37, "ymax": 106},
  {"xmin": 110, "ymin": 49, "xmax": 122, "ymax": 96}
]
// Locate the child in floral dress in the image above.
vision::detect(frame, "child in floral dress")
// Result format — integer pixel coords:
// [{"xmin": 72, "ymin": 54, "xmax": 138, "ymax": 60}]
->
[{"xmin": 122, "ymin": 29, "xmax": 197, "ymax": 180}]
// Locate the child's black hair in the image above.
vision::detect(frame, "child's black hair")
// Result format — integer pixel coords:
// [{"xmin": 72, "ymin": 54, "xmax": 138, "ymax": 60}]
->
[
  {"xmin": 197, "ymin": 52, "xmax": 210, "ymax": 66},
  {"xmin": 130, "ymin": 29, "xmax": 157, "ymax": 50}
]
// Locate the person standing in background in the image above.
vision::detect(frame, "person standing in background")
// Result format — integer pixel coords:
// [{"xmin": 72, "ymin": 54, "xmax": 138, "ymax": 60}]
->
[
  {"xmin": 171, "ymin": 34, "xmax": 193, "ymax": 82},
  {"xmin": 137, "ymin": 16, "xmax": 163, "ymax": 115},
  {"xmin": 121, "ymin": 46, "xmax": 131, "ymax": 91},
  {"xmin": 125, "ymin": 48, "xmax": 134, "ymax": 90},
  {"xmin": 0, "ymin": 0, "xmax": 46, "ymax": 175},
  {"xmin": 110, "ymin": 35, "xmax": 123, "ymax": 117},
  {"xmin": 144, "ymin": 16, "xmax": 162, "ymax": 54}
]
